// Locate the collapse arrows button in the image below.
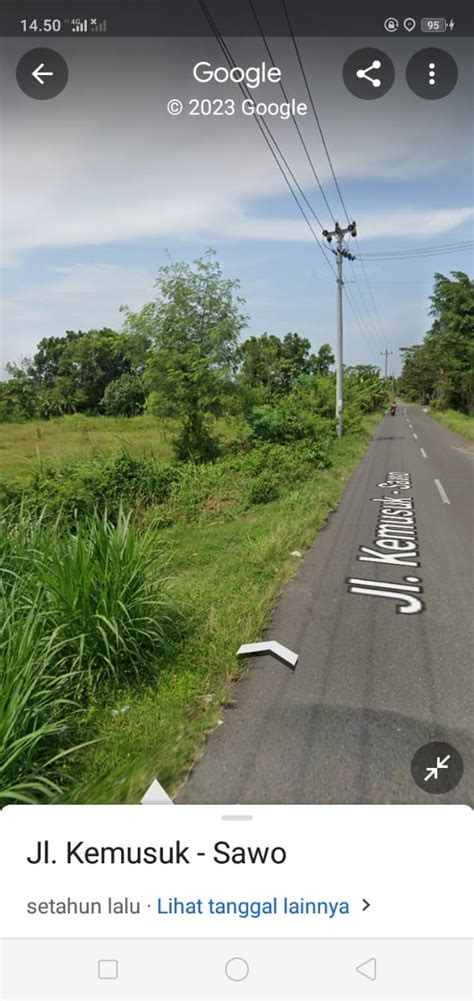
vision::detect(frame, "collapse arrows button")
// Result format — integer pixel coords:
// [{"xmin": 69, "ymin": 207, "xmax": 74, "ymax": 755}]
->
[{"xmin": 236, "ymin": 641, "xmax": 298, "ymax": 670}]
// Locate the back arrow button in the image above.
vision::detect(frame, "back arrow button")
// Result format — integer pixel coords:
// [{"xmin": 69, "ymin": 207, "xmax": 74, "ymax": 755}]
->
[
  {"xmin": 32, "ymin": 63, "xmax": 54, "ymax": 85},
  {"xmin": 16, "ymin": 48, "xmax": 69, "ymax": 100},
  {"xmin": 356, "ymin": 957, "xmax": 377, "ymax": 981}
]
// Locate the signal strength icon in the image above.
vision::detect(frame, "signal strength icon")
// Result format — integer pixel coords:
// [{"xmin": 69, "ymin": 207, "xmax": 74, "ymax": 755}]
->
[
  {"xmin": 91, "ymin": 18, "xmax": 107, "ymax": 32},
  {"xmin": 71, "ymin": 18, "xmax": 88, "ymax": 32}
]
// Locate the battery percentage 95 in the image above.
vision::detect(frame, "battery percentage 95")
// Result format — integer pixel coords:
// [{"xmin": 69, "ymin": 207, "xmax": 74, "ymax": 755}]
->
[{"xmin": 421, "ymin": 18, "xmax": 455, "ymax": 32}]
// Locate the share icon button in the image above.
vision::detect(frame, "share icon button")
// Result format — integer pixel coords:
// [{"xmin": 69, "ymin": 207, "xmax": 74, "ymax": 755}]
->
[{"xmin": 343, "ymin": 48, "xmax": 395, "ymax": 100}]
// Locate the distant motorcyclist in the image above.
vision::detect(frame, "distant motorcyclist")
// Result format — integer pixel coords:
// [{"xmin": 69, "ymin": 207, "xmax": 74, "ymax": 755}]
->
[{"xmin": 390, "ymin": 401, "xmax": 398, "ymax": 416}]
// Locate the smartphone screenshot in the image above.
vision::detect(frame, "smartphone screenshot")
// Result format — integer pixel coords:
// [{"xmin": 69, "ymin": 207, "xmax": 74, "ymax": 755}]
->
[{"xmin": 0, "ymin": 1, "xmax": 473, "ymax": 998}]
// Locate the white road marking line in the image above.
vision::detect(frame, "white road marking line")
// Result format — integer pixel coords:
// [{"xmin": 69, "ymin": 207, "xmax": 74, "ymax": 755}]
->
[
  {"xmin": 413, "ymin": 433, "xmax": 418, "ymax": 439},
  {"xmin": 434, "ymin": 478, "xmax": 451, "ymax": 504},
  {"xmin": 408, "ymin": 423, "xmax": 413, "ymax": 428},
  {"xmin": 420, "ymin": 448, "xmax": 427, "ymax": 458}
]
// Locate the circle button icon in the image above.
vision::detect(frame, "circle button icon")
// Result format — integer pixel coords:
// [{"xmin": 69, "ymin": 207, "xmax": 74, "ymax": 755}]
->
[
  {"xmin": 384, "ymin": 18, "xmax": 399, "ymax": 32},
  {"xmin": 225, "ymin": 958, "xmax": 250, "ymax": 982},
  {"xmin": 16, "ymin": 48, "xmax": 68, "ymax": 100},
  {"xmin": 411, "ymin": 741, "xmax": 464, "ymax": 794},
  {"xmin": 343, "ymin": 49, "xmax": 395, "ymax": 100},
  {"xmin": 406, "ymin": 48, "xmax": 458, "ymax": 99}
]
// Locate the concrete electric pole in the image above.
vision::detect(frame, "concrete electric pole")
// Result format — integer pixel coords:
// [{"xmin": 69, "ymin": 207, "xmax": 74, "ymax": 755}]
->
[
  {"xmin": 322, "ymin": 221, "xmax": 357, "ymax": 438},
  {"xmin": 380, "ymin": 349, "xmax": 393, "ymax": 378}
]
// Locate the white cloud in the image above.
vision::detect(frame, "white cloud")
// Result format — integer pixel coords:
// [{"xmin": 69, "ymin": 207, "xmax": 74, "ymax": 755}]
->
[
  {"xmin": 1, "ymin": 37, "xmax": 472, "ymax": 263},
  {"xmin": 1, "ymin": 36, "xmax": 471, "ymax": 371},
  {"xmin": 0, "ymin": 263, "xmax": 156, "ymax": 372}
]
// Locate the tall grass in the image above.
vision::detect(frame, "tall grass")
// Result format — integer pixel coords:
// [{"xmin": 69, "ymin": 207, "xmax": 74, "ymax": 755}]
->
[
  {"xmin": 0, "ymin": 506, "xmax": 180, "ymax": 803},
  {"xmin": 0, "ymin": 586, "xmax": 81, "ymax": 803},
  {"xmin": 36, "ymin": 510, "xmax": 181, "ymax": 690}
]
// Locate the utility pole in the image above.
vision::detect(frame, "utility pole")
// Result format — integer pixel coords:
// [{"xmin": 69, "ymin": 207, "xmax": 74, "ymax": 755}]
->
[
  {"xmin": 322, "ymin": 221, "xmax": 357, "ymax": 437},
  {"xmin": 380, "ymin": 349, "xmax": 393, "ymax": 379}
]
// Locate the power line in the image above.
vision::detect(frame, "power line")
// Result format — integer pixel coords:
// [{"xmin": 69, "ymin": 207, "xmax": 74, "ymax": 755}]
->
[
  {"xmin": 279, "ymin": 0, "xmax": 387, "ymax": 348},
  {"xmin": 348, "ymin": 255, "xmax": 387, "ymax": 347},
  {"xmin": 343, "ymin": 286, "xmax": 380, "ymax": 365},
  {"xmin": 247, "ymin": 0, "xmax": 336, "ymax": 225},
  {"xmin": 280, "ymin": 0, "xmax": 349, "ymax": 222},
  {"xmin": 358, "ymin": 240, "xmax": 474, "ymax": 259},
  {"xmin": 197, "ymin": 0, "xmax": 336, "ymax": 277},
  {"xmin": 352, "ymin": 244, "xmax": 388, "ymax": 347},
  {"xmin": 199, "ymin": 0, "xmax": 379, "ymax": 368},
  {"xmin": 365, "ymin": 281, "xmax": 427, "ymax": 286}
]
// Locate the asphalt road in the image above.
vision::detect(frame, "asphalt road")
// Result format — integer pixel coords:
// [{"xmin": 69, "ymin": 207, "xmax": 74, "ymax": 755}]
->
[{"xmin": 179, "ymin": 407, "xmax": 474, "ymax": 805}]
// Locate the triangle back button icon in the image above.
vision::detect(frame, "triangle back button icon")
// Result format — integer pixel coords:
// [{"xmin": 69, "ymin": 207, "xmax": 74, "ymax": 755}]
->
[{"xmin": 356, "ymin": 957, "xmax": 377, "ymax": 981}]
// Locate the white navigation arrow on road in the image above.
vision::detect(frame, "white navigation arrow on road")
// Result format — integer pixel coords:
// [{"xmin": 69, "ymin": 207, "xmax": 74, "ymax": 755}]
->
[
  {"xmin": 141, "ymin": 778, "xmax": 173, "ymax": 805},
  {"xmin": 236, "ymin": 641, "xmax": 298, "ymax": 670},
  {"xmin": 32, "ymin": 63, "xmax": 54, "ymax": 85},
  {"xmin": 424, "ymin": 754, "xmax": 451, "ymax": 782}
]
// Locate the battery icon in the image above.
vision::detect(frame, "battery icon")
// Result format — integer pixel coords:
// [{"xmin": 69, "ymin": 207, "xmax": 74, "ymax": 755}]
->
[{"xmin": 421, "ymin": 17, "xmax": 449, "ymax": 32}]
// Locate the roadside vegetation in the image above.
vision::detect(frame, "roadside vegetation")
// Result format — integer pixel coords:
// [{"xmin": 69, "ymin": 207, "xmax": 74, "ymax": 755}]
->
[
  {"xmin": 398, "ymin": 271, "xmax": 474, "ymax": 426},
  {"xmin": 426, "ymin": 408, "xmax": 474, "ymax": 441},
  {"xmin": 0, "ymin": 250, "xmax": 389, "ymax": 804}
]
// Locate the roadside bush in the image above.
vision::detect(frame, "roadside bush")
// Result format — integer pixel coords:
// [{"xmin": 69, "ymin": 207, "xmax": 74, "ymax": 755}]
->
[
  {"xmin": 242, "ymin": 440, "xmax": 332, "ymax": 479},
  {"xmin": 93, "ymin": 450, "xmax": 180, "ymax": 508},
  {"xmin": 168, "ymin": 460, "xmax": 242, "ymax": 521},
  {"xmin": 340, "ymin": 405, "xmax": 365, "ymax": 436},
  {"xmin": 429, "ymin": 397, "xmax": 445, "ymax": 411},
  {"xmin": 248, "ymin": 472, "xmax": 279, "ymax": 505},
  {"xmin": 247, "ymin": 405, "xmax": 286, "ymax": 442},
  {"xmin": 247, "ymin": 397, "xmax": 334, "ymax": 447},
  {"xmin": 173, "ymin": 417, "xmax": 221, "ymax": 463},
  {"xmin": 0, "ymin": 449, "xmax": 181, "ymax": 526}
]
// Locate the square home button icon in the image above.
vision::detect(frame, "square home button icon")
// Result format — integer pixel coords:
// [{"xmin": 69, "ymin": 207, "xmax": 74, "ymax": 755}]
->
[{"xmin": 98, "ymin": 959, "xmax": 119, "ymax": 980}]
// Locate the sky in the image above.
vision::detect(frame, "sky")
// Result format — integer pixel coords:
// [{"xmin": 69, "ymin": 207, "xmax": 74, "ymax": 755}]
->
[{"xmin": 0, "ymin": 34, "xmax": 473, "ymax": 377}]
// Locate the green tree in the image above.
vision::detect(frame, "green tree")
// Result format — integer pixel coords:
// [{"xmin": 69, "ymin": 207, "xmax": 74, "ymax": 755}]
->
[
  {"xmin": 237, "ymin": 333, "xmax": 283, "ymax": 401},
  {"xmin": 0, "ymin": 363, "xmax": 39, "ymax": 422},
  {"xmin": 60, "ymin": 329, "xmax": 133, "ymax": 412},
  {"xmin": 344, "ymin": 365, "xmax": 388, "ymax": 412},
  {"xmin": 398, "ymin": 345, "xmax": 437, "ymax": 404},
  {"xmin": 122, "ymin": 251, "xmax": 248, "ymax": 460},
  {"xmin": 314, "ymin": 342, "xmax": 335, "ymax": 376},
  {"xmin": 237, "ymin": 332, "xmax": 323, "ymax": 400},
  {"xmin": 425, "ymin": 271, "xmax": 474, "ymax": 412},
  {"xmin": 399, "ymin": 272, "xmax": 474, "ymax": 413},
  {"xmin": 13, "ymin": 328, "xmax": 148, "ymax": 416},
  {"xmin": 101, "ymin": 374, "xmax": 146, "ymax": 416},
  {"xmin": 32, "ymin": 331, "xmax": 82, "ymax": 388},
  {"xmin": 278, "ymin": 332, "xmax": 319, "ymax": 393}
]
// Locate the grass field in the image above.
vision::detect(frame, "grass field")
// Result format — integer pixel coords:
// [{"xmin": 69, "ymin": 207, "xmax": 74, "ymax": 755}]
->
[
  {"xmin": 428, "ymin": 408, "xmax": 474, "ymax": 441},
  {"xmin": 61, "ymin": 416, "xmax": 381, "ymax": 804},
  {"xmin": 0, "ymin": 414, "xmax": 248, "ymax": 480},
  {"xmin": 0, "ymin": 414, "xmax": 173, "ymax": 479},
  {"xmin": 1, "ymin": 411, "xmax": 381, "ymax": 804}
]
